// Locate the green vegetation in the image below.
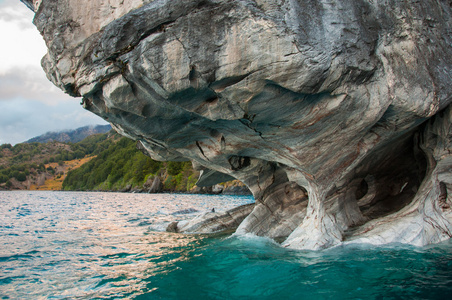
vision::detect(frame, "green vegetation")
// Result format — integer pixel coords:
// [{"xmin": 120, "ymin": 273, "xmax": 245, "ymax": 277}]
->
[
  {"xmin": 1, "ymin": 130, "xmax": 207, "ymax": 193},
  {"xmin": 0, "ymin": 161, "xmax": 45, "ymax": 184},
  {"xmin": 0, "ymin": 132, "xmax": 117, "ymax": 190},
  {"xmin": 0, "ymin": 134, "xmax": 111, "ymax": 167},
  {"xmin": 62, "ymin": 137, "xmax": 199, "ymax": 192}
]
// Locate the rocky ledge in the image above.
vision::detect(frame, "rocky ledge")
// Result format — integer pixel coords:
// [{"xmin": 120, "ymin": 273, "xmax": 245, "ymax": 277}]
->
[{"xmin": 23, "ymin": 0, "xmax": 452, "ymax": 250}]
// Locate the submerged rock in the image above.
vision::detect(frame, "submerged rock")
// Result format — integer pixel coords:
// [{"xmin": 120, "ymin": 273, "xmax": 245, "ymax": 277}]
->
[
  {"xmin": 171, "ymin": 208, "xmax": 200, "ymax": 215},
  {"xmin": 25, "ymin": 0, "xmax": 452, "ymax": 249},
  {"xmin": 167, "ymin": 203, "xmax": 255, "ymax": 234}
]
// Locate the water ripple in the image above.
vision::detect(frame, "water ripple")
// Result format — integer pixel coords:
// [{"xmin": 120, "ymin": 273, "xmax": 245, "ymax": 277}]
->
[
  {"xmin": 0, "ymin": 191, "xmax": 254, "ymax": 299},
  {"xmin": 1, "ymin": 191, "xmax": 452, "ymax": 299}
]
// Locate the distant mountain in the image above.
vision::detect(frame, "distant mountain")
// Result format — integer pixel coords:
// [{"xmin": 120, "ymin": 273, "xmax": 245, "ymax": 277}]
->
[{"xmin": 25, "ymin": 125, "xmax": 112, "ymax": 144}]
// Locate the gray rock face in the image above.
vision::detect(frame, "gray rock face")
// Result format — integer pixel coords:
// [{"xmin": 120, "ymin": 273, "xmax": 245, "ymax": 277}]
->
[
  {"xmin": 168, "ymin": 203, "xmax": 255, "ymax": 234},
  {"xmin": 148, "ymin": 176, "xmax": 163, "ymax": 193},
  {"xmin": 26, "ymin": 0, "xmax": 452, "ymax": 250}
]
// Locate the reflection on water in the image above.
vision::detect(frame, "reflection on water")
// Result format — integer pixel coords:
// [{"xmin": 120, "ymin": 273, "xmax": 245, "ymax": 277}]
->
[
  {"xmin": 0, "ymin": 191, "xmax": 253, "ymax": 299},
  {"xmin": 1, "ymin": 191, "xmax": 452, "ymax": 299}
]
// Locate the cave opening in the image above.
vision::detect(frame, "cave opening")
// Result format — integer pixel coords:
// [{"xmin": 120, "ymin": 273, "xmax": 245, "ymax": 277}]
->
[{"xmin": 354, "ymin": 129, "xmax": 428, "ymax": 222}]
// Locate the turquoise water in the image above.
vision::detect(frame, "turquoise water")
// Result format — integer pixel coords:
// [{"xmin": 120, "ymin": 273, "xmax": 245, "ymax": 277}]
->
[{"xmin": 1, "ymin": 191, "xmax": 452, "ymax": 299}]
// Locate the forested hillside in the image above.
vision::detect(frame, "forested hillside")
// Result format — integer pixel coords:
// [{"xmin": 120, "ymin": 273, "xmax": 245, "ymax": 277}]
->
[
  {"xmin": 1, "ymin": 130, "xmax": 249, "ymax": 194},
  {"xmin": 62, "ymin": 137, "xmax": 199, "ymax": 193},
  {"xmin": 0, "ymin": 132, "xmax": 115, "ymax": 190}
]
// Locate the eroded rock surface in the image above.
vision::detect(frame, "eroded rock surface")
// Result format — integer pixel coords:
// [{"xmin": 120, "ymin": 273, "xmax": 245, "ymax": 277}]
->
[
  {"xmin": 167, "ymin": 203, "xmax": 255, "ymax": 234},
  {"xmin": 24, "ymin": 0, "xmax": 452, "ymax": 250}
]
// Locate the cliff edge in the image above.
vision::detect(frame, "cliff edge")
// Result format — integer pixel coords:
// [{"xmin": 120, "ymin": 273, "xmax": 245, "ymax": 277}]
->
[{"xmin": 23, "ymin": 0, "xmax": 452, "ymax": 250}]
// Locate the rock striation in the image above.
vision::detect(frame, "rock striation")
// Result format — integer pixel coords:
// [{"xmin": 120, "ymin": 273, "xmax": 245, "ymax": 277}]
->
[
  {"xmin": 24, "ymin": 0, "xmax": 452, "ymax": 250},
  {"xmin": 167, "ymin": 203, "xmax": 255, "ymax": 234}
]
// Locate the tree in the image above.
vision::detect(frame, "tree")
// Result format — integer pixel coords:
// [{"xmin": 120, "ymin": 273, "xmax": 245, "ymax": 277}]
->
[
  {"xmin": 74, "ymin": 150, "xmax": 85, "ymax": 159},
  {"xmin": 167, "ymin": 161, "xmax": 184, "ymax": 176},
  {"xmin": 16, "ymin": 172, "xmax": 26, "ymax": 182},
  {"xmin": 0, "ymin": 175, "xmax": 8, "ymax": 183}
]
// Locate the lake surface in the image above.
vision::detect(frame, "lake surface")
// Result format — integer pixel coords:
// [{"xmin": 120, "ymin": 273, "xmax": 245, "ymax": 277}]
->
[{"xmin": 1, "ymin": 191, "xmax": 452, "ymax": 299}]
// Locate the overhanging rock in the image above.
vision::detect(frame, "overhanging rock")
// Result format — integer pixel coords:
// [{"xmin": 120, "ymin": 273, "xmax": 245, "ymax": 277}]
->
[{"xmin": 26, "ymin": 0, "xmax": 452, "ymax": 250}]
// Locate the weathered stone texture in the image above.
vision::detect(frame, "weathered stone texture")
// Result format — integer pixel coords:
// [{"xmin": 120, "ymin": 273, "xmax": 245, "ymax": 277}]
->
[
  {"xmin": 169, "ymin": 203, "xmax": 255, "ymax": 234},
  {"xmin": 25, "ymin": 0, "xmax": 452, "ymax": 250}
]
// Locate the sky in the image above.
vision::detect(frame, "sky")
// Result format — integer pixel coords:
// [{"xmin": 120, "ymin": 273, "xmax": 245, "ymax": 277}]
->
[{"xmin": 0, "ymin": 0, "xmax": 108, "ymax": 145}]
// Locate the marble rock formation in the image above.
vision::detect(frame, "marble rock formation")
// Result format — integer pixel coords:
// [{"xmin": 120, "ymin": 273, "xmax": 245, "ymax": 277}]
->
[
  {"xmin": 167, "ymin": 203, "xmax": 255, "ymax": 234},
  {"xmin": 23, "ymin": 0, "xmax": 452, "ymax": 250}
]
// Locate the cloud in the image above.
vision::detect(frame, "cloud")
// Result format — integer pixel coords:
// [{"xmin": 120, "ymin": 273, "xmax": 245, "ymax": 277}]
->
[
  {"xmin": 0, "ymin": 0, "xmax": 108, "ymax": 145},
  {"xmin": 0, "ymin": 0, "xmax": 46, "ymax": 74},
  {"xmin": 0, "ymin": 0, "xmax": 35, "ymax": 29},
  {"xmin": 0, "ymin": 97, "xmax": 107, "ymax": 145},
  {"xmin": 0, "ymin": 66, "xmax": 75, "ymax": 106}
]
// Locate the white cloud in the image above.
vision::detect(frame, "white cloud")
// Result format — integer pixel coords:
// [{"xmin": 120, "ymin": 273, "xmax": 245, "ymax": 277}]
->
[
  {"xmin": 0, "ymin": 0, "xmax": 108, "ymax": 145},
  {"xmin": 0, "ymin": 1, "xmax": 35, "ymax": 28},
  {"xmin": 0, "ymin": 1, "xmax": 46, "ymax": 74},
  {"xmin": 0, "ymin": 98, "xmax": 107, "ymax": 145},
  {"xmin": 0, "ymin": 66, "xmax": 75, "ymax": 106}
]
